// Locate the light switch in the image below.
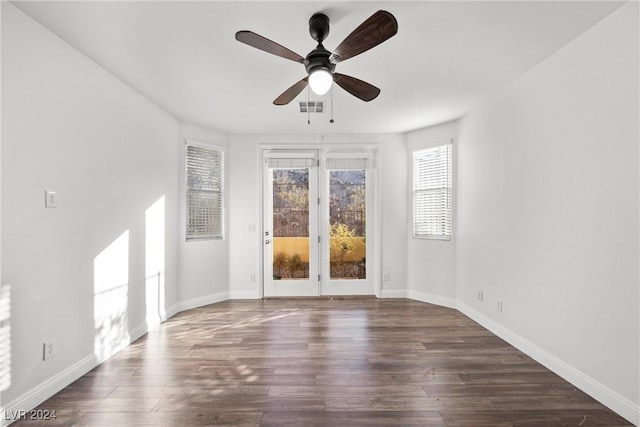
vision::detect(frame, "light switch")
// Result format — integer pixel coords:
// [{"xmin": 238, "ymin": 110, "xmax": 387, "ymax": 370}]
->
[{"xmin": 45, "ymin": 191, "xmax": 57, "ymax": 208}]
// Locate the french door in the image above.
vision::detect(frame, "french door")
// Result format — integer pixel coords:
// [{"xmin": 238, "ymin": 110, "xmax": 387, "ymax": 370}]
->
[
  {"xmin": 262, "ymin": 149, "xmax": 375, "ymax": 297},
  {"xmin": 263, "ymin": 151, "xmax": 319, "ymax": 297}
]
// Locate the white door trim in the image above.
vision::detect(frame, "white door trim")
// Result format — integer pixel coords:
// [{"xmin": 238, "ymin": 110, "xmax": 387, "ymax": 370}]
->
[{"xmin": 260, "ymin": 144, "xmax": 381, "ymax": 298}]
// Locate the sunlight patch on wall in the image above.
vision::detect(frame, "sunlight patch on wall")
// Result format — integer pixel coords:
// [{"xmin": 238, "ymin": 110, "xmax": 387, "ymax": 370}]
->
[
  {"xmin": 0, "ymin": 283, "xmax": 11, "ymax": 408},
  {"xmin": 94, "ymin": 231, "xmax": 130, "ymax": 363},
  {"xmin": 145, "ymin": 196, "xmax": 166, "ymax": 329}
]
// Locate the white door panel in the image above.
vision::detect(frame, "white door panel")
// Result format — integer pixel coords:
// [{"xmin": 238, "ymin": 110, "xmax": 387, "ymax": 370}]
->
[
  {"xmin": 263, "ymin": 151, "xmax": 319, "ymax": 297},
  {"xmin": 262, "ymin": 149, "xmax": 376, "ymax": 297}
]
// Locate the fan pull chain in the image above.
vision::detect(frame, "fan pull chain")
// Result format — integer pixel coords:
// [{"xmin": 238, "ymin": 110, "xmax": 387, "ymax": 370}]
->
[
  {"xmin": 330, "ymin": 85, "xmax": 335, "ymax": 124},
  {"xmin": 307, "ymin": 85, "xmax": 311, "ymax": 125}
]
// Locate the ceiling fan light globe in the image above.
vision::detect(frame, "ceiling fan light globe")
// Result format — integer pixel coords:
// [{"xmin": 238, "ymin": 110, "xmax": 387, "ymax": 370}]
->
[{"xmin": 309, "ymin": 69, "xmax": 333, "ymax": 95}]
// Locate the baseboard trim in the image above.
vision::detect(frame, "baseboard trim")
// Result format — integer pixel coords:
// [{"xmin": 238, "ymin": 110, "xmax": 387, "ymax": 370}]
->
[
  {"xmin": 1, "ymin": 354, "xmax": 95, "ymax": 427},
  {"xmin": 129, "ymin": 322, "xmax": 149, "ymax": 343},
  {"xmin": 1, "ymin": 292, "xmax": 236, "ymax": 426},
  {"xmin": 172, "ymin": 291, "xmax": 230, "ymax": 313},
  {"xmin": 455, "ymin": 301, "xmax": 639, "ymax": 426},
  {"xmin": 1, "ymin": 317, "xmax": 154, "ymax": 427},
  {"xmin": 407, "ymin": 289, "xmax": 457, "ymax": 309},
  {"xmin": 229, "ymin": 289, "xmax": 260, "ymax": 299},
  {"xmin": 379, "ymin": 289, "xmax": 407, "ymax": 298}
]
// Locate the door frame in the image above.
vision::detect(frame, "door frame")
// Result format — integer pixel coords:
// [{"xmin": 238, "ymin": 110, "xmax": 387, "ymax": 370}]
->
[
  {"xmin": 320, "ymin": 151, "xmax": 376, "ymax": 296},
  {"xmin": 260, "ymin": 144, "xmax": 381, "ymax": 298},
  {"xmin": 262, "ymin": 149, "xmax": 320, "ymax": 297}
]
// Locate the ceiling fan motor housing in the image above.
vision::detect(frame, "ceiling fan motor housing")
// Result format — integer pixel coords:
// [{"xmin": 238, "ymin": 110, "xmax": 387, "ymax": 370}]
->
[
  {"xmin": 305, "ymin": 45, "xmax": 335, "ymax": 76},
  {"xmin": 309, "ymin": 13, "xmax": 330, "ymax": 42}
]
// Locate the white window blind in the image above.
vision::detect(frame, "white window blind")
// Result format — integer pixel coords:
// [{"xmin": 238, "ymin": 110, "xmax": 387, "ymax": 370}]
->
[
  {"xmin": 267, "ymin": 158, "xmax": 315, "ymax": 169},
  {"xmin": 413, "ymin": 144, "xmax": 452, "ymax": 240},
  {"xmin": 326, "ymin": 158, "xmax": 370, "ymax": 170},
  {"xmin": 186, "ymin": 143, "xmax": 224, "ymax": 240}
]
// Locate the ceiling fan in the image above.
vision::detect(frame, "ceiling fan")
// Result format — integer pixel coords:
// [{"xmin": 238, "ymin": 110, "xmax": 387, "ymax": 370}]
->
[{"xmin": 235, "ymin": 10, "xmax": 398, "ymax": 105}]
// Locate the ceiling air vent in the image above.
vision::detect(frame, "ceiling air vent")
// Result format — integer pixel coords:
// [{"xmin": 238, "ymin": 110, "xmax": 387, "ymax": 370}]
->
[{"xmin": 299, "ymin": 101, "xmax": 325, "ymax": 113}]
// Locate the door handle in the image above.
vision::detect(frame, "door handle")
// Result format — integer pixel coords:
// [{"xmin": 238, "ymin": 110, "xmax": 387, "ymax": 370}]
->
[{"xmin": 265, "ymin": 239, "xmax": 271, "ymax": 244}]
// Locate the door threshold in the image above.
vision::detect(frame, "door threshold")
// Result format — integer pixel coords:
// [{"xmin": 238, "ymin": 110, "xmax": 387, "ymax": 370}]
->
[{"xmin": 262, "ymin": 295, "xmax": 377, "ymax": 301}]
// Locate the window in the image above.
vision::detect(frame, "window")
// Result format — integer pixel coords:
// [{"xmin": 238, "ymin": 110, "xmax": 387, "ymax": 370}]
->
[
  {"xmin": 186, "ymin": 142, "xmax": 224, "ymax": 240},
  {"xmin": 413, "ymin": 144, "xmax": 452, "ymax": 240}
]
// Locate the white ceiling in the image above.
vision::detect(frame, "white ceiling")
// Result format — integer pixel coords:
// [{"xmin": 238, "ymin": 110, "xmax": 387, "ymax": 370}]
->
[{"xmin": 12, "ymin": 1, "xmax": 625, "ymax": 135}]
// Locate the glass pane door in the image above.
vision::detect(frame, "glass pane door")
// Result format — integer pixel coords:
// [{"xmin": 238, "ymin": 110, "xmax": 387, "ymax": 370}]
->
[
  {"xmin": 263, "ymin": 153, "xmax": 319, "ymax": 297},
  {"xmin": 273, "ymin": 169, "xmax": 310, "ymax": 280},
  {"xmin": 263, "ymin": 150, "xmax": 375, "ymax": 297},
  {"xmin": 322, "ymin": 157, "xmax": 375, "ymax": 296},
  {"xmin": 329, "ymin": 170, "xmax": 366, "ymax": 280}
]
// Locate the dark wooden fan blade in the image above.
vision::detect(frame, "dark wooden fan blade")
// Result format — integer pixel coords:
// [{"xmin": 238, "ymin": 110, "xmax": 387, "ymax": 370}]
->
[
  {"xmin": 330, "ymin": 10, "xmax": 398, "ymax": 64},
  {"xmin": 273, "ymin": 77, "xmax": 309, "ymax": 105},
  {"xmin": 333, "ymin": 73, "xmax": 380, "ymax": 102},
  {"xmin": 235, "ymin": 31, "xmax": 305, "ymax": 63}
]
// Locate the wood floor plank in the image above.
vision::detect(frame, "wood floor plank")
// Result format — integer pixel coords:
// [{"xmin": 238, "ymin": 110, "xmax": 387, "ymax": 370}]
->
[
  {"xmin": 11, "ymin": 298, "xmax": 633, "ymax": 426},
  {"xmin": 439, "ymin": 409, "xmax": 631, "ymax": 427},
  {"xmin": 260, "ymin": 410, "xmax": 447, "ymax": 426},
  {"xmin": 75, "ymin": 411, "xmax": 264, "ymax": 427}
]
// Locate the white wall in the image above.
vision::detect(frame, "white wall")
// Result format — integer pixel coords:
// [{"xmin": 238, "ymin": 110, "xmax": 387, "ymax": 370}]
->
[
  {"xmin": 379, "ymin": 134, "xmax": 409, "ymax": 296},
  {"xmin": 1, "ymin": 3, "xmax": 179, "ymax": 412},
  {"xmin": 227, "ymin": 133, "xmax": 407, "ymax": 298},
  {"xmin": 226, "ymin": 134, "xmax": 261, "ymax": 298},
  {"xmin": 0, "ymin": 0, "xmax": 4, "ymax": 414},
  {"xmin": 456, "ymin": 2, "xmax": 638, "ymax": 422},
  {"xmin": 175, "ymin": 121, "xmax": 230, "ymax": 311},
  {"xmin": 406, "ymin": 121, "xmax": 457, "ymax": 305}
]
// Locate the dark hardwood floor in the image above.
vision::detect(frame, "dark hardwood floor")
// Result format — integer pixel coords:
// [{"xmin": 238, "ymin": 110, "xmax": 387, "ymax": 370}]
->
[{"xmin": 14, "ymin": 299, "xmax": 632, "ymax": 426}]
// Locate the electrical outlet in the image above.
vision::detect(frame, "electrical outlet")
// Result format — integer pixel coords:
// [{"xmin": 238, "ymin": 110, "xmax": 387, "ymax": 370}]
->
[
  {"xmin": 45, "ymin": 191, "xmax": 57, "ymax": 208},
  {"xmin": 250, "ymin": 274, "xmax": 256, "ymax": 283},
  {"xmin": 383, "ymin": 273, "xmax": 390, "ymax": 281},
  {"xmin": 43, "ymin": 339, "xmax": 57, "ymax": 360},
  {"xmin": 477, "ymin": 290, "xmax": 483, "ymax": 302},
  {"xmin": 496, "ymin": 300, "xmax": 503, "ymax": 312}
]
